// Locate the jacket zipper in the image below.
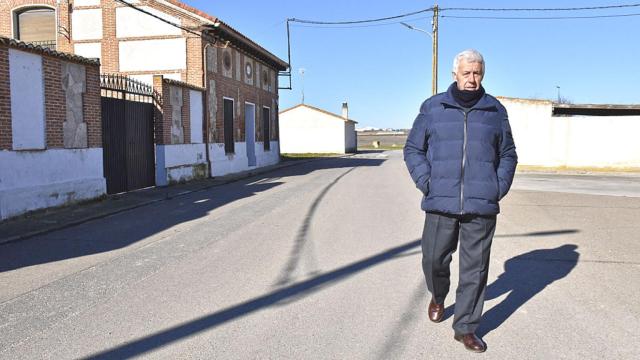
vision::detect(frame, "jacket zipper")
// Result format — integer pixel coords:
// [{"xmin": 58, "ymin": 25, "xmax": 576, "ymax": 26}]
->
[{"xmin": 460, "ymin": 109, "xmax": 469, "ymax": 214}]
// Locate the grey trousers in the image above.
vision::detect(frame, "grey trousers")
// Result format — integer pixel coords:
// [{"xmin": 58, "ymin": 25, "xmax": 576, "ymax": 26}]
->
[{"xmin": 421, "ymin": 212, "xmax": 496, "ymax": 334}]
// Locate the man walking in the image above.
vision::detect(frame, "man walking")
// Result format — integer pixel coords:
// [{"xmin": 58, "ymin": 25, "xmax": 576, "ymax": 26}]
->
[{"xmin": 403, "ymin": 49, "xmax": 517, "ymax": 352}]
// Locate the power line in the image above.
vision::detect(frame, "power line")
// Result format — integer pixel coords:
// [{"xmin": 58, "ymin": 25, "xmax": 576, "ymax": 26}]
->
[
  {"xmin": 289, "ymin": 8, "xmax": 433, "ymax": 25},
  {"xmin": 441, "ymin": 3, "xmax": 640, "ymax": 11},
  {"xmin": 288, "ymin": 3, "xmax": 640, "ymax": 26},
  {"xmin": 441, "ymin": 12, "xmax": 640, "ymax": 20},
  {"xmin": 115, "ymin": 0, "xmax": 205, "ymax": 38},
  {"xmin": 290, "ymin": 15, "xmax": 432, "ymax": 29}
]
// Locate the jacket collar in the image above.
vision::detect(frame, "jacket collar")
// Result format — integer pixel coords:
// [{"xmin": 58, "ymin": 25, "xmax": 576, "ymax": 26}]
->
[{"xmin": 440, "ymin": 83, "xmax": 497, "ymax": 111}]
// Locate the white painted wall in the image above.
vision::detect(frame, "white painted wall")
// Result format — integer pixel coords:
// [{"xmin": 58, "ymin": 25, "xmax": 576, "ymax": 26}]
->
[
  {"xmin": 119, "ymin": 39, "xmax": 186, "ymax": 72},
  {"xmin": 190, "ymin": 90, "xmax": 203, "ymax": 143},
  {"xmin": 208, "ymin": 142, "xmax": 280, "ymax": 177},
  {"xmin": 74, "ymin": 42, "xmax": 101, "ymax": 61},
  {"xmin": 128, "ymin": 73, "xmax": 180, "ymax": 85},
  {"xmin": 0, "ymin": 149, "xmax": 106, "ymax": 220},
  {"xmin": 116, "ymin": 6, "xmax": 182, "ymax": 38},
  {"xmin": 279, "ymin": 106, "xmax": 348, "ymax": 153},
  {"xmin": 501, "ymin": 97, "xmax": 640, "ymax": 168},
  {"xmin": 9, "ymin": 49, "xmax": 45, "ymax": 150},
  {"xmin": 345, "ymin": 122, "xmax": 357, "ymax": 153},
  {"xmin": 74, "ymin": 0, "xmax": 101, "ymax": 6},
  {"xmin": 71, "ymin": 9, "xmax": 103, "ymax": 40},
  {"xmin": 155, "ymin": 144, "xmax": 207, "ymax": 186}
]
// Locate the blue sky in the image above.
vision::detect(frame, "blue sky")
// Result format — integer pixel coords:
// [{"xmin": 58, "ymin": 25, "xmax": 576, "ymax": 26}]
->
[{"xmin": 184, "ymin": 0, "xmax": 640, "ymax": 129}]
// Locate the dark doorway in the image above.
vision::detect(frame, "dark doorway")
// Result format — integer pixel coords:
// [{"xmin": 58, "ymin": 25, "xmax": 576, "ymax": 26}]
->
[
  {"xmin": 262, "ymin": 106, "xmax": 271, "ymax": 151},
  {"xmin": 101, "ymin": 75, "xmax": 156, "ymax": 194},
  {"xmin": 224, "ymin": 98, "xmax": 235, "ymax": 154}
]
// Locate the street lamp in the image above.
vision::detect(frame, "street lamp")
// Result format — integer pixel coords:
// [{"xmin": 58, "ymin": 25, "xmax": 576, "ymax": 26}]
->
[{"xmin": 400, "ymin": 6, "xmax": 439, "ymax": 95}]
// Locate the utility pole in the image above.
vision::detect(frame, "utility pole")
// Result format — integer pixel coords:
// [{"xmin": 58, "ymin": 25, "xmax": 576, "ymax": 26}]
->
[
  {"xmin": 432, "ymin": 4, "xmax": 439, "ymax": 95},
  {"xmin": 299, "ymin": 68, "xmax": 306, "ymax": 104}
]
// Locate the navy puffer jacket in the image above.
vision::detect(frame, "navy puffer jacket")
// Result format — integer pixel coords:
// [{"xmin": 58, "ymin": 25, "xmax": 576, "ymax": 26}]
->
[{"xmin": 403, "ymin": 85, "xmax": 517, "ymax": 215}]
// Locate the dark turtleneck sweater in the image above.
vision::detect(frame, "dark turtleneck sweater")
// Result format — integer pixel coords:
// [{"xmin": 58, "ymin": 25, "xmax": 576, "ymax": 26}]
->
[{"xmin": 449, "ymin": 82, "xmax": 485, "ymax": 108}]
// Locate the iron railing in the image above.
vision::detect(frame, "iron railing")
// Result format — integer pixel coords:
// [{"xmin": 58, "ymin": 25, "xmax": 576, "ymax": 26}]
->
[{"xmin": 100, "ymin": 74, "xmax": 162, "ymax": 105}]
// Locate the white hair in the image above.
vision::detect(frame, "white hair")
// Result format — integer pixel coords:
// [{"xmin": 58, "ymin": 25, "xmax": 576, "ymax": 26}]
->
[{"xmin": 452, "ymin": 49, "xmax": 485, "ymax": 74}]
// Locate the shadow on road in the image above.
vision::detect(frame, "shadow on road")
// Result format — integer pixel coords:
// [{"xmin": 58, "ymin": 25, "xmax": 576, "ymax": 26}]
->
[
  {"xmin": 274, "ymin": 166, "xmax": 357, "ymax": 286},
  {"xmin": 478, "ymin": 244, "xmax": 579, "ymax": 337},
  {"xmin": 82, "ymin": 239, "xmax": 421, "ymax": 360},
  {"xmin": 442, "ymin": 243, "xmax": 580, "ymax": 337},
  {"xmin": 0, "ymin": 157, "xmax": 385, "ymax": 273}
]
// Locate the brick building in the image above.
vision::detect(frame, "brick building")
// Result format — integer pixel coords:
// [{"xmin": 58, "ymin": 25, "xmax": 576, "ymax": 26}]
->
[{"xmin": 1, "ymin": 0, "xmax": 289, "ymax": 177}]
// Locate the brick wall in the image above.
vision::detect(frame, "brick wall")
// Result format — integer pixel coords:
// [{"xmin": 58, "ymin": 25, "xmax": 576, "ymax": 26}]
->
[
  {"xmin": 0, "ymin": 0, "xmax": 71, "ymax": 53},
  {"xmin": 153, "ymin": 76, "xmax": 202, "ymax": 145},
  {"xmin": 0, "ymin": 39, "xmax": 101, "ymax": 150},
  {"xmin": 207, "ymin": 45, "xmax": 280, "ymax": 148},
  {"xmin": 43, "ymin": 56, "xmax": 65, "ymax": 148},
  {"xmin": 0, "ymin": 47, "xmax": 11, "ymax": 150}
]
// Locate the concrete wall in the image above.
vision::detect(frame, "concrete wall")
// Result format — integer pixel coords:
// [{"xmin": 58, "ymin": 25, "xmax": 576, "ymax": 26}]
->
[
  {"xmin": 0, "ymin": 41, "xmax": 104, "ymax": 220},
  {"xmin": 500, "ymin": 97, "xmax": 640, "ymax": 168},
  {"xmin": 0, "ymin": 149, "xmax": 105, "ymax": 219},
  {"xmin": 208, "ymin": 141, "xmax": 280, "ymax": 177},
  {"xmin": 115, "ymin": 6, "xmax": 181, "ymax": 38},
  {"xmin": 279, "ymin": 106, "xmax": 348, "ymax": 154},
  {"xmin": 9, "ymin": 49, "xmax": 45, "ymax": 150},
  {"xmin": 155, "ymin": 144, "xmax": 207, "ymax": 186},
  {"xmin": 71, "ymin": 9, "xmax": 103, "ymax": 41},
  {"xmin": 345, "ymin": 122, "xmax": 357, "ymax": 153},
  {"xmin": 119, "ymin": 38, "xmax": 186, "ymax": 72}
]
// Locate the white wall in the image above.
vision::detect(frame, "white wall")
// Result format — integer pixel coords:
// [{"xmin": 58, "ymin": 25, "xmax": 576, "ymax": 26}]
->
[
  {"xmin": 279, "ymin": 106, "xmax": 347, "ymax": 153},
  {"xmin": 190, "ymin": 90, "xmax": 203, "ymax": 144},
  {"xmin": 128, "ymin": 73, "xmax": 180, "ymax": 85},
  {"xmin": 116, "ymin": 6, "xmax": 182, "ymax": 38},
  {"xmin": 209, "ymin": 142, "xmax": 280, "ymax": 177},
  {"xmin": 71, "ymin": 9, "xmax": 103, "ymax": 40},
  {"xmin": 9, "ymin": 49, "xmax": 45, "ymax": 150},
  {"xmin": 501, "ymin": 97, "xmax": 640, "ymax": 168},
  {"xmin": 119, "ymin": 39, "xmax": 186, "ymax": 72},
  {"xmin": 0, "ymin": 149, "xmax": 106, "ymax": 220},
  {"xmin": 155, "ymin": 144, "xmax": 207, "ymax": 186},
  {"xmin": 74, "ymin": 43, "xmax": 101, "ymax": 61},
  {"xmin": 345, "ymin": 122, "xmax": 357, "ymax": 153},
  {"xmin": 74, "ymin": 0, "xmax": 101, "ymax": 6}
]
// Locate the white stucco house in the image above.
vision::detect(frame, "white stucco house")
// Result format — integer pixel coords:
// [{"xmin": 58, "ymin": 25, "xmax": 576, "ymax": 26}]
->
[{"xmin": 279, "ymin": 103, "xmax": 357, "ymax": 154}]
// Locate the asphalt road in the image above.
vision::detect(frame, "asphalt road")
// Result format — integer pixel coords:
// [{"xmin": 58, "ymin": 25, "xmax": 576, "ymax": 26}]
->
[{"xmin": 1, "ymin": 151, "xmax": 639, "ymax": 359}]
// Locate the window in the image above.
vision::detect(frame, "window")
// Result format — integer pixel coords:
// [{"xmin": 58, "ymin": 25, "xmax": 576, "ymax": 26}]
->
[
  {"xmin": 262, "ymin": 107, "xmax": 270, "ymax": 151},
  {"xmin": 14, "ymin": 7, "xmax": 56, "ymax": 49},
  {"xmin": 223, "ymin": 98, "xmax": 235, "ymax": 154}
]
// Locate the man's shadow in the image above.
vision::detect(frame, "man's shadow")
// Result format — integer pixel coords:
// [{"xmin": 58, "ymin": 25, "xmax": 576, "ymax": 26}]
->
[{"xmin": 443, "ymin": 244, "xmax": 580, "ymax": 337}]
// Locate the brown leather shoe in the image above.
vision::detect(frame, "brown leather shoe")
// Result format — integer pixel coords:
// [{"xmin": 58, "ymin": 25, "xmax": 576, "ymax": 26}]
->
[
  {"xmin": 428, "ymin": 298, "xmax": 444, "ymax": 323},
  {"xmin": 454, "ymin": 333, "xmax": 486, "ymax": 353}
]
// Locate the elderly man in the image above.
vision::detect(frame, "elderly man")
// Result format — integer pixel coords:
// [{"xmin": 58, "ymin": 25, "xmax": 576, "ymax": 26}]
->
[{"xmin": 403, "ymin": 49, "xmax": 517, "ymax": 353}]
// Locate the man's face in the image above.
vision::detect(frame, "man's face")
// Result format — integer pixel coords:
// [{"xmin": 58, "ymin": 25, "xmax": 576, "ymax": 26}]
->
[{"xmin": 453, "ymin": 59, "xmax": 484, "ymax": 91}]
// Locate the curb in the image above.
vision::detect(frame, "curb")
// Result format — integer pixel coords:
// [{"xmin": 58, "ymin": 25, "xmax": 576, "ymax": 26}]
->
[{"xmin": 0, "ymin": 157, "xmax": 326, "ymax": 245}]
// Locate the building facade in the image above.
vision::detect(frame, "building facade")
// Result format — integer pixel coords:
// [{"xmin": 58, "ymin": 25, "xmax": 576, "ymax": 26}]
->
[
  {"xmin": 279, "ymin": 103, "xmax": 358, "ymax": 154},
  {"xmin": 1, "ymin": 0, "xmax": 288, "ymax": 178}
]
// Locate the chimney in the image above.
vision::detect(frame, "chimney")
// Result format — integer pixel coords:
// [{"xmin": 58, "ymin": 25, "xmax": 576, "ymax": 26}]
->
[{"xmin": 342, "ymin": 102, "xmax": 348, "ymax": 119}]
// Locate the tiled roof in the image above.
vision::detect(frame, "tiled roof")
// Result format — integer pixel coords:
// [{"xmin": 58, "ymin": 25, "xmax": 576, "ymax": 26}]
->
[
  {"xmin": 279, "ymin": 104, "xmax": 358, "ymax": 124},
  {"xmin": 0, "ymin": 37, "xmax": 100, "ymax": 66}
]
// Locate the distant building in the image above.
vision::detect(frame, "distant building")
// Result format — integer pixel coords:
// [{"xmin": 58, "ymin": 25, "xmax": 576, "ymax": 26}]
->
[
  {"xmin": 279, "ymin": 103, "xmax": 357, "ymax": 154},
  {"xmin": 498, "ymin": 96, "xmax": 640, "ymax": 169}
]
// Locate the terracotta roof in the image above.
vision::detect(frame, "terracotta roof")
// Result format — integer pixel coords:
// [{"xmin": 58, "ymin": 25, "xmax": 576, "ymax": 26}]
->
[
  {"xmin": 0, "ymin": 37, "xmax": 100, "ymax": 66},
  {"xmin": 162, "ymin": 77, "xmax": 205, "ymax": 91},
  {"xmin": 279, "ymin": 104, "xmax": 358, "ymax": 124},
  {"xmin": 159, "ymin": 0, "xmax": 288, "ymax": 70}
]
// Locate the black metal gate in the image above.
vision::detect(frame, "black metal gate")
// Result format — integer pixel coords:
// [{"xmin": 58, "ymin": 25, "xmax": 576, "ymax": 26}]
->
[{"xmin": 101, "ymin": 74, "xmax": 158, "ymax": 194}]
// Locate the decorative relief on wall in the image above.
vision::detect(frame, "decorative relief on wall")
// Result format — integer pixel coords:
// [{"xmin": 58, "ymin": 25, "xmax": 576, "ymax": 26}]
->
[
  {"xmin": 244, "ymin": 59, "xmax": 253, "ymax": 85},
  {"xmin": 235, "ymin": 52, "xmax": 241, "ymax": 80},
  {"xmin": 208, "ymin": 80, "xmax": 217, "ymax": 142},
  {"xmin": 206, "ymin": 46, "xmax": 217, "ymax": 73},
  {"xmin": 170, "ymin": 86, "xmax": 184, "ymax": 144},
  {"xmin": 222, "ymin": 48, "xmax": 232, "ymax": 78},
  {"xmin": 61, "ymin": 62, "xmax": 88, "ymax": 148}
]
